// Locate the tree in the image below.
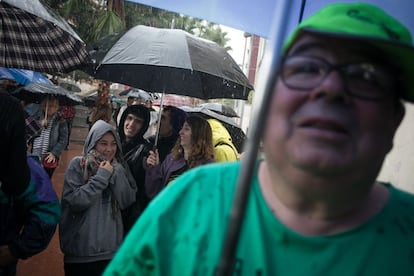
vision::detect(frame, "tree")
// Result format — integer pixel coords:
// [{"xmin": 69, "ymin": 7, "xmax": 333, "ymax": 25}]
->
[{"xmin": 48, "ymin": 0, "xmax": 231, "ymax": 47}]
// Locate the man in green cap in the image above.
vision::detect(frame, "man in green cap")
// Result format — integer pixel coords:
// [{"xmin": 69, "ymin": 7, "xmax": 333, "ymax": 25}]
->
[{"xmin": 103, "ymin": 3, "xmax": 414, "ymax": 275}]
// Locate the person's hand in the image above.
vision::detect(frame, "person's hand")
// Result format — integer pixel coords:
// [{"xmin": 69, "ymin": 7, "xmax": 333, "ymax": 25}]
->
[
  {"xmin": 0, "ymin": 245, "xmax": 17, "ymax": 266},
  {"xmin": 44, "ymin": 152, "xmax": 57, "ymax": 164},
  {"xmin": 146, "ymin": 149, "xmax": 159, "ymax": 167},
  {"xmin": 100, "ymin": 160, "xmax": 113, "ymax": 174}
]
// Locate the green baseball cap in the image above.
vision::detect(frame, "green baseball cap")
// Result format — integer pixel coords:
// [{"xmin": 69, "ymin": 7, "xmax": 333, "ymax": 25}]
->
[{"xmin": 284, "ymin": 2, "xmax": 414, "ymax": 102}]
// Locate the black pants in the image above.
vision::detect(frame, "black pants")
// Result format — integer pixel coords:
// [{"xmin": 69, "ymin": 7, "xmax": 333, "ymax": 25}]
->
[
  {"xmin": 0, "ymin": 263, "xmax": 17, "ymax": 276},
  {"xmin": 66, "ymin": 118, "xmax": 73, "ymax": 148},
  {"xmin": 64, "ymin": 260, "xmax": 110, "ymax": 276},
  {"xmin": 44, "ymin": 167, "xmax": 56, "ymax": 179}
]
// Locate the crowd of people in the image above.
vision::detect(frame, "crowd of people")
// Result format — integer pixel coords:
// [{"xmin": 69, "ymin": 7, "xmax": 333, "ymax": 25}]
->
[
  {"xmin": 1, "ymin": 2, "xmax": 414, "ymax": 276},
  {"xmin": 0, "ymin": 70, "xmax": 241, "ymax": 276}
]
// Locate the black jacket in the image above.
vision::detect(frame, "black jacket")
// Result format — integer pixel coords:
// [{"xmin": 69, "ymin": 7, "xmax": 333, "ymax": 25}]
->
[
  {"xmin": 118, "ymin": 105, "xmax": 152, "ymax": 233},
  {"xmin": 0, "ymin": 156, "xmax": 60, "ymax": 275}
]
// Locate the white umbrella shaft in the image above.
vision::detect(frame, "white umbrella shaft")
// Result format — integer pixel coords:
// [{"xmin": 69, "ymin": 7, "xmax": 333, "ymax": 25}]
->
[{"xmin": 154, "ymin": 92, "xmax": 165, "ymax": 148}]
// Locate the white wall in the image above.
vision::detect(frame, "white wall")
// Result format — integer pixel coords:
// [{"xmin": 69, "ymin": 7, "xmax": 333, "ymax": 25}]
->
[{"xmin": 378, "ymin": 103, "xmax": 414, "ymax": 194}]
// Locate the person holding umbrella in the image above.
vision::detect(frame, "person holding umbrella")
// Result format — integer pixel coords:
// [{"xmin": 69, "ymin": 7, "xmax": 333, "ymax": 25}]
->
[
  {"xmin": 103, "ymin": 2, "xmax": 414, "ymax": 275},
  {"xmin": 148, "ymin": 105, "xmax": 187, "ymax": 163},
  {"xmin": 31, "ymin": 96, "xmax": 68, "ymax": 178},
  {"xmin": 145, "ymin": 115, "xmax": 215, "ymax": 199}
]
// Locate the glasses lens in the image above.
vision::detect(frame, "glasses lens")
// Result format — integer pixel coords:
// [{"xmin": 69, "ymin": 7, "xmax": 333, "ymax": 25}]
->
[
  {"xmin": 343, "ymin": 63, "xmax": 394, "ymax": 100},
  {"xmin": 281, "ymin": 56, "xmax": 327, "ymax": 90}
]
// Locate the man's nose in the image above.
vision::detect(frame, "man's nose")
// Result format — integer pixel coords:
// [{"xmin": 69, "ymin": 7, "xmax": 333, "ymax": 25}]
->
[{"xmin": 308, "ymin": 70, "xmax": 350, "ymax": 102}]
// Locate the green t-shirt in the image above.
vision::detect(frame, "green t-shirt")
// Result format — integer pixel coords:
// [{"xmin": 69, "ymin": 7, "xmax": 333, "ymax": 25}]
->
[{"xmin": 104, "ymin": 161, "xmax": 414, "ymax": 275}]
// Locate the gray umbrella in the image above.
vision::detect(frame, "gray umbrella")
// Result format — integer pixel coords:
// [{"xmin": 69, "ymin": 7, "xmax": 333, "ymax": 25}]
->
[
  {"xmin": 86, "ymin": 25, "xmax": 253, "ymax": 100},
  {"xmin": 0, "ymin": 0, "xmax": 89, "ymax": 73}
]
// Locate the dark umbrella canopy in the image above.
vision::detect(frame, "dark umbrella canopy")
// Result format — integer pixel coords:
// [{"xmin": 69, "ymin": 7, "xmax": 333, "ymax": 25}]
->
[
  {"xmin": 0, "ymin": 0, "xmax": 89, "ymax": 73},
  {"xmin": 12, "ymin": 82, "xmax": 82, "ymax": 106},
  {"xmin": 87, "ymin": 25, "xmax": 253, "ymax": 100}
]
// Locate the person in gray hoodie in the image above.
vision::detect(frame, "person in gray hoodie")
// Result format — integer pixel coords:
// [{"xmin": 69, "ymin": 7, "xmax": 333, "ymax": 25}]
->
[{"xmin": 59, "ymin": 120, "xmax": 137, "ymax": 276}]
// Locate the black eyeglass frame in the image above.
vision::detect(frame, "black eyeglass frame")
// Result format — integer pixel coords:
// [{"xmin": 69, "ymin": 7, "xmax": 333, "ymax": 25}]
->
[{"xmin": 279, "ymin": 55, "xmax": 399, "ymax": 101}]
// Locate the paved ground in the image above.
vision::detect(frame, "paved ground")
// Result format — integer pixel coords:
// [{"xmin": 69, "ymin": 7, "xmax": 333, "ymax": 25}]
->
[{"xmin": 16, "ymin": 128, "xmax": 87, "ymax": 276}]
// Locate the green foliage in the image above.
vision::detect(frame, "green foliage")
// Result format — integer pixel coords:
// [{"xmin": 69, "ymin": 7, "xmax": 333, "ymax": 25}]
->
[
  {"xmin": 123, "ymin": 2, "xmax": 230, "ymax": 48},
  {"xmin": 199, "ymin": 23, "xmax": 231, "ymax": 50},
  {"xmin": 54, "ymin": 0, "xmax": 232, "ymax": 48},
  {"xmin": 55, "ymin": 0, "xmax": 96, "ymax": 44},
  {"xmin": 92, "ymin": 9, "xmax": 125, "ymax": 41}
]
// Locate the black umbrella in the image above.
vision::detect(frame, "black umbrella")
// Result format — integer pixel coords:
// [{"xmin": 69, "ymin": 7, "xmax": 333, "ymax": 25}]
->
[
  {"xmin": 85, "ymin": 25, "xmax": 253, "ymax": 100},
  {"xmin": 180, "ymin": 106, "xmax": 246, "ymax": 152},
  {"xmin": 0, "ymin": 0, "xmax": 89, "ymax": 73},
  {"xmin": 198, "ymin": 102, "xmax": 239, "ymax": 117},
  {"xmin": 12, "ymin": 83, "xmax": 83, "ymax": 106}
]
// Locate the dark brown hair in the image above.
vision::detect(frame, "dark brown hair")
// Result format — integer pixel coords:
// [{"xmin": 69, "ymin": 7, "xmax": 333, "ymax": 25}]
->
[{"xmin": 171, "ymin": 115, "xmax": 214, "ymax": 168}]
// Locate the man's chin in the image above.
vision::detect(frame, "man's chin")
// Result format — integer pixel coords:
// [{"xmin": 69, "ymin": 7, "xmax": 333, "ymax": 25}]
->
[{"xmin": 293, "ymin": 157, "xmax": 353, "ymax": 177}]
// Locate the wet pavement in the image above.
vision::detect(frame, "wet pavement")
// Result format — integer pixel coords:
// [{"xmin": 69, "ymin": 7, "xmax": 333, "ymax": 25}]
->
[{"xmin": 16, "ymin": 128, "xmax": 86, "ymax": 276}]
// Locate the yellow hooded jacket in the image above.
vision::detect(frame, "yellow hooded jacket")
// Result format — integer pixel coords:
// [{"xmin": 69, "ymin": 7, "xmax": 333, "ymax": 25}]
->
[{"xmin": 207, "ymin": 119, "xmax": 239, "ymax": 162}]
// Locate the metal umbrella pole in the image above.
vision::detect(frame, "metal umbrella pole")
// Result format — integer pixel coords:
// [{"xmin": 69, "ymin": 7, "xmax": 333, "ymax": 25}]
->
[
  {"xmin": 153, "ymin": 90, "xmax": 165, "ymax": 149},
  {"xmin": 215, "ymin": 0, "xmax": 296, "ymax": 274}
]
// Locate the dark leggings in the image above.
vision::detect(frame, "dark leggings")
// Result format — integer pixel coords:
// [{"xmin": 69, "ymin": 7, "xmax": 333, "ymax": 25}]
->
[
  {"xmin": 64, "ymin": 260, "xmax": 110, "ymax": 276},
  {"xmin": 44, "ymin": 167, "xmax": 56, "ymax": 179}
]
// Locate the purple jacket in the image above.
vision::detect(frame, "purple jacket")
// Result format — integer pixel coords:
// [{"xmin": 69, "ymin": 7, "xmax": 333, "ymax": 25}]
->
[{"xmin": 145, "ymin": 153, "xmax": 214, "ymax": 199}]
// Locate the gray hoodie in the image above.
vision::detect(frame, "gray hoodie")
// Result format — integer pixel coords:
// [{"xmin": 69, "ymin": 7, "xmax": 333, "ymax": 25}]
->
[{"xmin": 59, "ymin": 120, "xmax": 137, "ymax": 263}]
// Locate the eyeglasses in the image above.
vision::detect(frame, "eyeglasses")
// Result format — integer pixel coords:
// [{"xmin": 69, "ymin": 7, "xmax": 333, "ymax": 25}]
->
[{"xmin": 280, "ymin": 55, "xmax": 397, "ymax": 101}]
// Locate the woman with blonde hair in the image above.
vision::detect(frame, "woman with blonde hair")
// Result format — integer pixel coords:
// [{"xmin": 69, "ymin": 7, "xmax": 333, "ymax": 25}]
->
[
  {"xmin": 31, "ymin": 96, "xmax": 68, "ymax": 178},
  {"xmin": 146, "ymin": 115, "xmax": 214, "ymax": 199}
]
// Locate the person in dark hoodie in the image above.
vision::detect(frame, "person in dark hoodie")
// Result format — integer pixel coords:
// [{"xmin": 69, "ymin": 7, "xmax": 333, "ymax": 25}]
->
[
  {"xmin": 59, "ymin": 120, "xmax": 137, "ymax": 276},
  {"xmin": 118, "ymin": 105, "xmax": 152, "ymax": 234},
  {"xmin": 0, "ymin": 92, "xmax": 30, "ymax": 198}
]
